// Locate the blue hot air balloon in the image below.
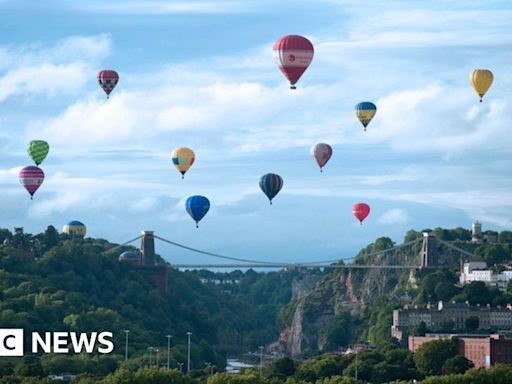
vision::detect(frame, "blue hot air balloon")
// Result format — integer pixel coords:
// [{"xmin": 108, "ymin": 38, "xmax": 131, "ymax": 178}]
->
[
  {"xmin": 355, "ymin": 101, "xmax": 377, "ymax": 131},
  {"xmin": 185, "ymin": 195, "xmax": 210, "ymax": 227},
  {"xmin": 259, "ymin": 173, "xmax": 283, "ymax": 205}
]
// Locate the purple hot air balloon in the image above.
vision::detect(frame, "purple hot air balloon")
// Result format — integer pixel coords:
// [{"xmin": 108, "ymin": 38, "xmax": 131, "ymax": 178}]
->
[
  {"xmin": 311, "ymin": 143, "xmax": 333, "ymax": 172},
  {"xmin": 19, "ymin": 166, "xmax": 44, "ymax": 199}
]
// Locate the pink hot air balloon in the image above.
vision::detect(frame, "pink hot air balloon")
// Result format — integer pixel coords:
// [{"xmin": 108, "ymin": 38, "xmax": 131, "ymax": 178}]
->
[
  {"xmin": 273, "ymin": 35, "xmax": 314, "ymax": 89},
  {"xmin": 311, "ymin": 143, "xmax": 333, "ymax": 172},
  {"xmin": 352, "ymin": 203, "xmax": 370, "ymax": 225},
  {"xmin": 19, "ymin": 166, "xmax": 45, "ymax": 200},
  {"xmin": 97, "ymin": 70, "xmax": 119, "ymax": 98}
]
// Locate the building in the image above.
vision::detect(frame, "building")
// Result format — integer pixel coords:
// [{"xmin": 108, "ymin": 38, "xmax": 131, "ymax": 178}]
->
[
  {"xmin": 392, "ymin": 301, "xmax": 512, "ymax": 343},
  {"xmin": 408, "ymin": 334, "xmax": 512, "ymax": 368},
  {"xmin": 472, "ymin": 221, "xmax": 482, "ymax": 243},
  {"xmin": 459, "ymin": 261, "xmax": 512, "ymax": 291}
]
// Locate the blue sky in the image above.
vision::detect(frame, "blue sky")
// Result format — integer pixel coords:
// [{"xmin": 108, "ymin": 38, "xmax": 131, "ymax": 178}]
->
[{"xmin": 1, "ymin": 0, "xmax": 511, "ymax": 265}]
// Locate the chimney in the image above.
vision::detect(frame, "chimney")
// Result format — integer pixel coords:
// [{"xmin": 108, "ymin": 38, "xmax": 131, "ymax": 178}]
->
[{"xmin": 140, "ymin": 230, "xmax": 155, "ymax": 266}]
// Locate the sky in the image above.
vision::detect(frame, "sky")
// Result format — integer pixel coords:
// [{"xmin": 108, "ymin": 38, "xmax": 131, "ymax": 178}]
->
[{"xmin": 0, "ymin": 0, "xmax": 511, "ymax": 265}]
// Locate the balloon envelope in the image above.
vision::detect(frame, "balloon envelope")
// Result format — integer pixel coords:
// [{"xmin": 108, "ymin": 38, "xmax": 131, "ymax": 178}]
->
[
  {"xmin": 311, "ymin": 143, "xmax": 333, "ymax": 171},
  {"xmin": 186, "ymin": 195, "xmax": 210, "ymax": 227},
  {"xmin": 273, "ymin": 35, "xmax": 314, "ymax": 89},
  {"xmin": 27, "ymin": 140, "xmax": 49, "ymax": 166},
  {"xmin": 97, "ymin": 70, "xmax": 119, "ymax": 98},
  {"xmin": 172, "ymin": 147, "xmax": 195, "ymax": 178},
  {"xmin": 19, "ymin": 166, "xmax": 44, "ymax": 199},
  {"xmin": 63, "ymin": 220, "xmax": 87, "ymax": 238},
  {"xmin": 352, "ymin": 203, "xmax": 370, "ymax": 224},
  {"xmin": 259, "ymin": 173, "xmax": 283, "ymax": 204},
  {"xmin": 355, "ymin": 102, "xmax": 377, "ymax": 130},
  {"xmin": 470, "ymin": 69, "xmax": 493, "ymax": 102}
]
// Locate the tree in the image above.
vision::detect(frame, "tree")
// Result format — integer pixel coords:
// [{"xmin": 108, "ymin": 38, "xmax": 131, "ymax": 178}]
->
[
  {"xmin": 325, "ymin": 313, "xmax": 351, "ymax": 350},
  {"xmin": 404, "ymin": 230, "xmax": 421, "ymax": 243},
  {"xmin": 267, "ymin": 357, "xmax": 296, "ymax": 378},
  {"xmin": 465, "ymin": 316, "xmax": 479, "ymax": 332},
  {"xmin": 413, "ymin": 339, "xmax": 458, "ymax": 376},
  {"xmin": 295, "ymin": 355, "xmax": 344, "ymax": 382},
  {"xmin": 442, "ymin": 355, "xmax": 473, "ymax": 375},
  {"xmin": 43, "ymin": 225, "xmax": 59, "ymax": 250},
  {"xmin": 207, "ymin": 371, "xmax": 266, "ymax": 384},
  {"xmin": 498, "ymin": 231, "xmax": 512, "ymax": 244},
  {"xmin": 411, "ymin": 321, "xmax": 428, "ymax": 336},
  {"xmin": 483, "ymin": 245, "xmax": 509, "ymax": 265},
  {"xmin": 463, "ymin": 281, "xmax": 493, "ymax": 305}
]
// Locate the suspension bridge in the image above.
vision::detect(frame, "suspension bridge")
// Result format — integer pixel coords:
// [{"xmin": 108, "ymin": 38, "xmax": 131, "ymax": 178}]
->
[{"xmin": 104, "ymin": 230, "xmax": 475, "ymax": 270}]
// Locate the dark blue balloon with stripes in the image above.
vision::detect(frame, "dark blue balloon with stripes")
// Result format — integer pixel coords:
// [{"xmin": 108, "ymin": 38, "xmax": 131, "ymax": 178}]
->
[
  {"xmin": 185, "ymin": 195, "xmax": 210, "ymax": 227},
  {"xmin": 259, "ymin": 173, "xmax": 283, "ymax": 204}
]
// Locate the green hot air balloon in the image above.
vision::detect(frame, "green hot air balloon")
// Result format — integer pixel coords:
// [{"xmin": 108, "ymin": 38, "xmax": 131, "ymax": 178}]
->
[{"xmin": 27, "ymin": 140, "xmax": 49, "ymax": 166}]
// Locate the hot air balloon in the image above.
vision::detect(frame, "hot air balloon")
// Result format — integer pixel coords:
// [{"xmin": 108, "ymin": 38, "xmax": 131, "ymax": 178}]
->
[
  {"xmin": 19, "ymin": 166, "xmax": 44, "ymax": 200},
  {"xmin": 259, "ymin": 173, "xmax": 283, "ymax": 205},
  {"xmin": 352, "ymin": 203, "xmax": 370, "ymax": 225},
  {"xmin": 63, "ymin": 220, "xmax": 87, "ymax": 238},
  {"xmin": 355, "ymin": 102, "xmax": 377, "ymax": 131},
  {"xmin": 97, "ymin": 70, "xmax": 119, "ymax": 98},
  {"xmin": 186, "ymin": 195, "xmax": 210, "ymax": 228},
  {"xmin": 119, "ymin": 251, "xmax": 142, "ymax": 264},
  {"xmin": 470, "ymin": 69, "xmax": 493, "ymax": 102},
  {"xmin": 27, "ymin": 140, "xmax": 49, "ymax": 166},
  {"xmin": 171, "ymin": 147, "xmax": 195, "ymax": 179},
  {"xmin": 273, "ymin": 35, "xmax": 314, "ymax": 89},
  {"xmin": 311, "ymin": 143, "xmax": 333, "ymax": 172}
]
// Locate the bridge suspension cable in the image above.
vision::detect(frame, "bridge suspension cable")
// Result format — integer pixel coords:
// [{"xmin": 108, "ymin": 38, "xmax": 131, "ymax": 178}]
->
[
  {"xmin": 436, "ymin": 238, "xmax": 475, "ymax": 258},
  {"xmin": 299, "ymin": 238, "xmax": 423, "ymax": 265},
  {"xmin": 154, "ymin": 235, "xmax": 284, "ymax": 265},
  {"xmin": 101, "ymin": 235, "xmax": 143, "ymax": 255},
  {"xmin": 154, "ymin": 235, "xmax": 424, "ymax": 267}
]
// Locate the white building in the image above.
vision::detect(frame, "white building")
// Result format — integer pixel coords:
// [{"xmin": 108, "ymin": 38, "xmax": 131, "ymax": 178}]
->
[{"xmin": 460, "ymin": 262, "xmax": 512, "ymax": 292}]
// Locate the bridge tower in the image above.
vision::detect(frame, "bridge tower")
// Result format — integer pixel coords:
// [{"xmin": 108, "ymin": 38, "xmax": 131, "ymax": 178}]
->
[
  {"xmin": 420, "ymin": 232, "xmax": 439, "ymax": 268},
  {"xmin": 141, "ymin": 230, "xmax": 155, "ymax": 266},
  {"xmin": 139, "ymin": 230, "xmax": 168, "ymax": 293}
]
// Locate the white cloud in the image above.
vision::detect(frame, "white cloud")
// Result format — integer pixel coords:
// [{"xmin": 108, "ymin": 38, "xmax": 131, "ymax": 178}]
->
[
  {"xmin": 0, "ymin": 34, "xmax": 111, "ymax": 102},
  {"xmin": 378, "ymin": 208, "xmax": 410, "ymax": 225},
  {"xmin": 0, "ymin": 63, "xmax": 88, "ymax": 102},
  {"xmin": 75, "ymin": 0, "xmax": 257, "ymax": 14}
]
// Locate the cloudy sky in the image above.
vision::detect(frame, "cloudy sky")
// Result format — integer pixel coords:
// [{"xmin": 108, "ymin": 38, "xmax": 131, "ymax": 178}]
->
[{"xmin": 1, "ymin": 0, "xmax": 511, "ymax": 265}]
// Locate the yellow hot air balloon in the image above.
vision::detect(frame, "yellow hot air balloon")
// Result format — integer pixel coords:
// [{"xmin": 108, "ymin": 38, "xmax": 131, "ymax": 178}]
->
[
  {"xmin": 470, "ymin": 69, "xmax": 493, "ymax": 102},
  {"xmin": 171, "ymin": 147, "xmax": 195, "ymax": 179}
]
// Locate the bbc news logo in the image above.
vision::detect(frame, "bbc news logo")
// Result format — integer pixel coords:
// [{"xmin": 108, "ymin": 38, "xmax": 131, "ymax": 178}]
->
[{"xmin": 0, "ymin": 329, "xmax": 114, "ymax": 356}]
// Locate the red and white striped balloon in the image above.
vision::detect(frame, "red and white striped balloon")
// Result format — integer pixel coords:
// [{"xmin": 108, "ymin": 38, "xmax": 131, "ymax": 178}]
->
[
  {"xmin": 273, "ymin": 35, "xmax": 314, "ymax": 89},
  {"xmin": 19, "ymin": 166, "xmax": 44, "ymax": 199}
]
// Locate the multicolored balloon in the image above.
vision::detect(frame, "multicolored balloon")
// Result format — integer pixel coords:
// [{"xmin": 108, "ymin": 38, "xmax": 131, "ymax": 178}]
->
[
  {"xmin": 355, "ymin": 102, "xmax": 377, "ymax": 131},
  {"xmin": 172, "ymin": 147, "xmax": 195, "ymax": 179},
  {"xmin": 259, "ymin": 173, "xmax": 283, "ymax": 205},
  {"xmin": 27, "ymin": 140, "xmax": 49, "ymax": 166},
  {"xmin": 273, "ymin": 35, "xmax": 314, "ymax": 89},
  {"xmin": 311, "ymin": 143, "xmax": 333, "ymax": 172},
  {"xmin": 470, "ymin": 69, "xmax": 493, "ymax": 102},
  {"xmin": 19, "ymin": 166, "xmax": 44, "ymax": 200},
  {"xmin": 97, "ymin": 70, "xmax": 119, "ymax": 98},
  {"xmin": 63, "ymin": 220, "xmax": 87, "ymax": 238},
  {"xmin": 352, "ymin": 203, "xmax": 370, "ymax": 225},
  {"xmin": 186, "ymin": 195, "xmax": 210, "ymax": 228}
]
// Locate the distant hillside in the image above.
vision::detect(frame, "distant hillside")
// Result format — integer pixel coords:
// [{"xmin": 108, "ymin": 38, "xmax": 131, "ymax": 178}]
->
[
  {"xmin": 276, "ymin": 227, "xmax": 512, "ymax": 357},
  {"xmin": 0, "ymin": 226, "xmax": 314, "ymax": 377}
]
